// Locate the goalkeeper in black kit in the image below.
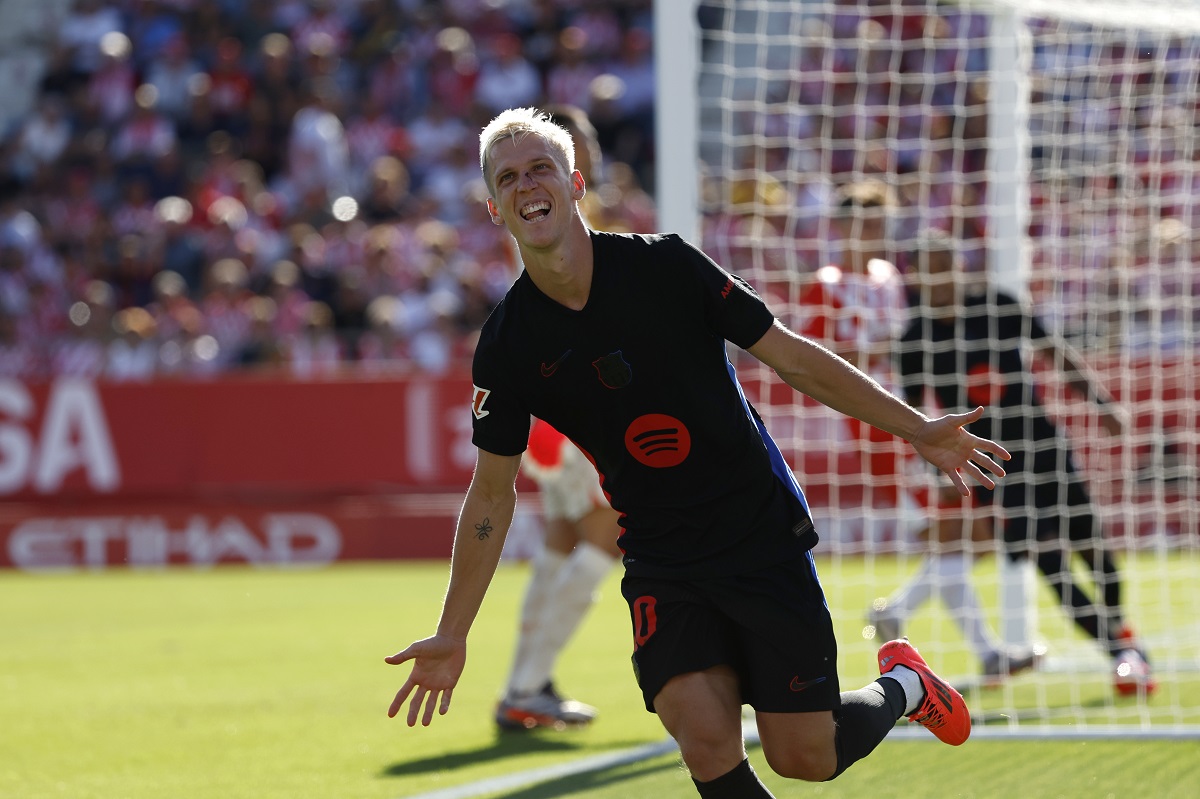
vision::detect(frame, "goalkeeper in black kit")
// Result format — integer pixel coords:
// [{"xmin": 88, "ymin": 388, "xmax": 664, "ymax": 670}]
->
[
  {"xmin": 385, "ymin": 108, "xmax": 1011, "ymax": 797},
  {"xmin": 898, "ymin": 229, "xmax": 1155, "ymax": 697}
]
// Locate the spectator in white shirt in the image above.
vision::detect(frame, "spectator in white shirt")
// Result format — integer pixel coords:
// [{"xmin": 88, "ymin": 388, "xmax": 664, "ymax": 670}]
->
[
  {"xmin": 473, "ymin": 32, "xmax": 542, "ymax": 116},
  {"xmin": 13, "ymin": 96, "xmax": 72, "ymax": 182}
]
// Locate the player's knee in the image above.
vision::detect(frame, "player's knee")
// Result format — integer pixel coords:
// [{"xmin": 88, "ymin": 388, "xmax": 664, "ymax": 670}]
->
[
  {"xmin": 760, "ymin": 739, "xmax": 836, "ymax": 782},
  {"xmin": 675, "ymin": 732, "xmax": 745, "ymax": 782}
]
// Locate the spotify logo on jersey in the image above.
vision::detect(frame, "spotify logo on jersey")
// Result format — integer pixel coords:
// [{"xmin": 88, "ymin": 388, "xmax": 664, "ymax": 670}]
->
[{"xmin": 624, "ymin": 414, "xmax": 691, "ymax": 468}]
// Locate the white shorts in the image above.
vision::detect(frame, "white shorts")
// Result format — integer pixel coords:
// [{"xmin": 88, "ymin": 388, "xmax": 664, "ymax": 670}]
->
[{"xmin": 531, "ymin": 445, "xmax": 607, "ymax": 523}]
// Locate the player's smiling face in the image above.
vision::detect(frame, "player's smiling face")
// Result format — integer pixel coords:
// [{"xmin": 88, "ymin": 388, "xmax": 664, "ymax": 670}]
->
[{"xmin": 486, "ymin": 134, "xmax": 585, "ymax": 249}]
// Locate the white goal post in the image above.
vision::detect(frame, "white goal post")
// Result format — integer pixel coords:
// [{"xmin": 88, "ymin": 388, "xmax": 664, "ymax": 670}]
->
[{"xmin": 656, "ymin": 0, "xmax": 1200, "ymax": 737}]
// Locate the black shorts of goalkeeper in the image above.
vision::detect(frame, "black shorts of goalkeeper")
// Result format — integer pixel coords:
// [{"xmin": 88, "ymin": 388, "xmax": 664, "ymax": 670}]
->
[
  {"xmin": 622, "ymin": 553, "xmax": 841, "ymax": 714},
  {"xmin": 969, "ymin": 458, "xmax": 1100, "ymax": 552}
]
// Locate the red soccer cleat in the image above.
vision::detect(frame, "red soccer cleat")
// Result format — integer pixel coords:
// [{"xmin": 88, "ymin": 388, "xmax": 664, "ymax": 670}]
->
[
  {"xmin": 878, "ymin": 637, "xmax": 972, "ymax": 745},
  {"xmin": 1112, "ymin": 625, "xmax": 1157, "ymax": 698}
]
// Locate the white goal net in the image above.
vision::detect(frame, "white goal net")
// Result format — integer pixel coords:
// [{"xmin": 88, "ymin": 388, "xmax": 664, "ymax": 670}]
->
[{"xmin": 658, "ymin": 0, "xmax": 1200, "ymax": 736}]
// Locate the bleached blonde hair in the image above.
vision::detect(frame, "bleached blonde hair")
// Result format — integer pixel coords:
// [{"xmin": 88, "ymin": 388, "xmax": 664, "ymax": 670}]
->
[{"xmin": 478, "ymin": 107, "xmax": 576, "ymax": 195}]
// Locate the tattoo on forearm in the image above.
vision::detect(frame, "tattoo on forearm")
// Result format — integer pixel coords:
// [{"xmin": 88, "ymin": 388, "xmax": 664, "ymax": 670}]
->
[{"xmin": 474, "ymin": 517, "xmax": 494, "ymax": 540}]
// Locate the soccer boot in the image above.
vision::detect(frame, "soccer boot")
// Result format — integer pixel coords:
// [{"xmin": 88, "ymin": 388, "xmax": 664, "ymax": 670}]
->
[
  {"xmin": 878, "ymin": 637, "xmax": 971, "ymax": 745},
  {"xmin": 981, "ymin": 644, "xmax": 1044, "ymax": 686},
  {"xmin": 494, "ymin": 683, "xmax": 597, "ymax": 731},
  {"xmin": 1112, "ymin": 625, "xmax": 1157, "ymax": 697}
]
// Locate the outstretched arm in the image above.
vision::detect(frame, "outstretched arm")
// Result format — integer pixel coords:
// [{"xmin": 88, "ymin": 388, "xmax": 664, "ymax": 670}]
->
[
  {"xmin": 385, "ymin": 448, "xmax": 522, "ymax": 726},
  {"xmin": 747, "ymin": 320, "xmax": 1009, "ymax": 495},
  {"xmin": 1034, "ymin": 337, "xmax": 1128, "ymax": 437}
]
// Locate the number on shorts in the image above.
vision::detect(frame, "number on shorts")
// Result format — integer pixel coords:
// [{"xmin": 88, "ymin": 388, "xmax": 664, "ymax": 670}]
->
[{"xmin": 632, "ymin": 595, "xmax": 657, "ymax": 648}]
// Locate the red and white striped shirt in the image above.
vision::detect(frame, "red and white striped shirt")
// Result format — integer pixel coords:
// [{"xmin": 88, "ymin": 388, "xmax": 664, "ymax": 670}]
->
[{"xmin": 796, "ymin": 259, "xmax": 907, "ymax": 388}]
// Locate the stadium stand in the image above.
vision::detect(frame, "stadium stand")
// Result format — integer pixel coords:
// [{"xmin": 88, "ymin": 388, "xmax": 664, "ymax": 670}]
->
[{"xmin": 0, "ymin": 0, "xmax": 657, "ymax": 380}]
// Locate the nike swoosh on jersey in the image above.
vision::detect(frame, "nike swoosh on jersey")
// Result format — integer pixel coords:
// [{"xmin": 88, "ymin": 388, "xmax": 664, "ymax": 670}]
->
[{"xmin": 540, "ymin": 349, "xmax": 573, "ymax": 377}]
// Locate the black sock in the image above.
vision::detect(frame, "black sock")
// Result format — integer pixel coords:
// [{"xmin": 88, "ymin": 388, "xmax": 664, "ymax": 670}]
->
[
  {"xmin": 1076, "ymin": 548, "xmax": 1127, "ymax": 654},
  {"xmin": 1096, "ymin": 550, "xmax": 1123, "ymax": 613},
  {"xmin": 1036, "ymin": 548, "xmax": 1107, "ymax": 644},
  {"xmin": 825, "ymin": 679, "xmax": 906, "ymax": 781},
  {"xmin": 692, "ymin": 757, "xmax": 774, "ymax": 798}
]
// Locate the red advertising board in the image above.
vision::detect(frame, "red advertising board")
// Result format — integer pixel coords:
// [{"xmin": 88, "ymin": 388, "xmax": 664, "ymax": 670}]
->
[
  {"xmin": 0, "ymin": 374, "xmax": 479, "ymax": 498},
  {"xmin": 0, "ymin": 493, "xmax": 467, "ymax": 571},
  {"xmin": 0, "ymin": 373, "xmax": 483, "ymax": 570},
  {"xmin": 0, "ymin": 354, "xmax": 1194, "ymax": 571}
]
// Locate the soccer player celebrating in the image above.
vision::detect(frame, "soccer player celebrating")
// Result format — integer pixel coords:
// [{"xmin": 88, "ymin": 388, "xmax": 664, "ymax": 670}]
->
[
  {"xmin": 386, "ymin": 108, "xmax": 1010, "ymax": 796},
  {"xmin": 492, "ymin": 104, "xmax": 630, "ymax": 731}
]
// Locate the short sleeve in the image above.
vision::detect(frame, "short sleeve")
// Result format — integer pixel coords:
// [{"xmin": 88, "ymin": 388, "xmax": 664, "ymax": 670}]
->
[
  {"xmin": 670, "ymin": 234, "xmax": 775, "ymax": 349},
  {"xmin": 470, "ymin": 337, "xmax": 530, "ymax": 457}
]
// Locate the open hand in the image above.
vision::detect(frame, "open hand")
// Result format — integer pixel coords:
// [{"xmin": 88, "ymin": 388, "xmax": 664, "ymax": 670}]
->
[
  {"xmin": 910, "ymin": 406, "xmax": 1010, "ymax": 496},
  {"xmin": 384, "ymin": 634, "xmax": 467, "ymax": 726}
]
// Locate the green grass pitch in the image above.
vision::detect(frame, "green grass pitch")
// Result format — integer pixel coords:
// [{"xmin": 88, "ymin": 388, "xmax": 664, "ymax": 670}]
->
[{"xmin": 2, "ymin": 555, "xmax": 1198, "ymax": 798}]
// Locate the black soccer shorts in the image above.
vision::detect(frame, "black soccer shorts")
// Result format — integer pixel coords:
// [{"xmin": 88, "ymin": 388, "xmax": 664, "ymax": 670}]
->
[{"xmin": 621, "ymin": 552, "xmax": 841, "ymax": 714}]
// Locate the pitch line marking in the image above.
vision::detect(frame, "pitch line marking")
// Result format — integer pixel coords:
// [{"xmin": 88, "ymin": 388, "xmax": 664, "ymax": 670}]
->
[
  {"xmin": 398, "ymin": 717, "xmax": 1200, "ymax": 799},
  {"xmin": 400, "ymin": 722, "xmax": 760, "ymax": 799},
  {"xmin": 400, "ymin": 737, "xmax": 678, "ymax": 799}
]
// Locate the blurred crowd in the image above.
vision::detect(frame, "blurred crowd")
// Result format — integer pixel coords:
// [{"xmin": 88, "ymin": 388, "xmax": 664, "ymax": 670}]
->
[
  {"xmin": 6, "ymin": 1, "xmax": 1192, "ymax": 383},
  {"xmin": 0, "ymin": 0, "xmax": 658, "ymax": 380},
  {"xmin": 696, "ymin": 4, "xmax": 1199, "ymax": 352},
  {"xmin": 696, "ymin": 6, "xmax": 993, "ymax": 289}
]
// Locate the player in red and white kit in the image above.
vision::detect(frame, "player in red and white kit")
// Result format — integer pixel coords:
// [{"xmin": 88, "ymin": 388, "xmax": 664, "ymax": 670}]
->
[
  {"xmin": 800, "ymin": 183, "xmax": 1035, "ymax": 682},
  {"xmin": 796, "ymin": 180, "xmax": 918, "ymax": 522},
  {"xmin": 494, "ymin": 418, "xmax": 620, "ymax": 729}
]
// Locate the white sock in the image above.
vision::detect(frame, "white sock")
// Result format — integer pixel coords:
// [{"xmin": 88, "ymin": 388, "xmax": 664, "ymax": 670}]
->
[
  {"xmin": 885, "ymin": 555, "xmax": 937, "ymax": 619},
  {"xmin": 999, "ymin": 556, "xmax": 1037, "ymax": 647},
  {"xmin": 898, "ymin": 489, "xmax": 930, "ymax": 537},
  {"xmin": 880, "ymin": 664, "xmax": 924, "ymax": 715},
  {"xmin": 505, "ymin": 547, "xmax": 568, "ymax": 696},
  {"xmin": 509, "ymin": 542, "xmax": 615, "ymax": 696},
  {"xmin": 934, "ymin": 553, "xmax": 1002, "ymax": 660}
]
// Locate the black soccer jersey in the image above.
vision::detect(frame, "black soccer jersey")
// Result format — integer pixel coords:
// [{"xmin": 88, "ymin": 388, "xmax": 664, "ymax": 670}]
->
[
  {"xmin": 897, "ymin": 290, "xmax": 1061, "ymax": 448},
  {"xmin": 471, "ymin": 230, "xmax": 818, "ymax": 579}
]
